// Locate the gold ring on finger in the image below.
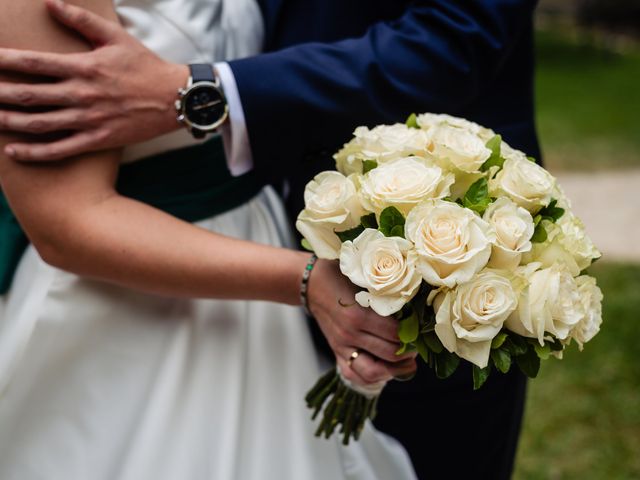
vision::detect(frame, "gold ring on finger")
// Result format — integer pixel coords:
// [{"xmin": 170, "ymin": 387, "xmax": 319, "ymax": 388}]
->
[{"xmin": 347, "ymin": 349, "xmax": 361, "ymax": 368}]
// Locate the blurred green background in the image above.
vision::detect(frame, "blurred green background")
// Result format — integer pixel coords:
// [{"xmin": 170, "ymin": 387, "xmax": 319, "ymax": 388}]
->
[
  {"xmin": 513, "ymin": 1, "xmax": 640, "ymax": 478},
  {"xmin": 534, "ymin": 30, "xmax": 640, "ymax": 171}
]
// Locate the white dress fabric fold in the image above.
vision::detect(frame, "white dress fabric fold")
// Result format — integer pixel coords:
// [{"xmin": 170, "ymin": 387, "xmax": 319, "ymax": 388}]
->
[{"xmin": 0, "ymin": 1, "xmax": 416, "ymax": 479}]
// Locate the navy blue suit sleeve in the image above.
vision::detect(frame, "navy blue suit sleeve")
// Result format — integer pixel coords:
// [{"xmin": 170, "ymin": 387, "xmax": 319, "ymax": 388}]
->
[{"xmin": 228, "ymin": 0, "xmax": 537, "ymax": 175}]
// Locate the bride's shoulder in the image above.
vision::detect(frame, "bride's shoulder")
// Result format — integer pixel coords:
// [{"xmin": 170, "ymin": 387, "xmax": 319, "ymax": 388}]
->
[{"xmin": 0, "ymin": 0, "xmax": 117, "ymax": 51}]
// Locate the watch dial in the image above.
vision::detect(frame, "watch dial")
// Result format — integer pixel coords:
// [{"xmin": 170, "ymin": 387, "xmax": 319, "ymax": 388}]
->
[{"xmin": 184, "ymin": 85, "xmax": 225, "ymax": 128}]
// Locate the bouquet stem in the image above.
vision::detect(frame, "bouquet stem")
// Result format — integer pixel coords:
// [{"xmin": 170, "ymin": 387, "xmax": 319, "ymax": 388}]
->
[{"xmin": 305, "ymin": 368, "xmax": 379, "ymax": 445}]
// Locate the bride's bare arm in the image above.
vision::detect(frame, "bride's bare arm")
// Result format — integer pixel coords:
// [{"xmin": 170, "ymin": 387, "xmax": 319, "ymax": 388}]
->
[
  {"xmin": 0, "ymin": 0, "xmax": 308, "ymax": 304},
  {"xmin": 0, "ymin": 0, "xmax": 415, "ymax": 382}
]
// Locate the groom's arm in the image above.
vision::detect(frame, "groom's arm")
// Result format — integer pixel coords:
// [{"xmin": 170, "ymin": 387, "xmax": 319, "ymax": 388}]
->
[
  {"xmin": 0, "ymin": 0, "xmax": 535, "ymax": 168},
  {"xmin": 229, "ymin": 0, "xmax": 537, "ymax": 177}
]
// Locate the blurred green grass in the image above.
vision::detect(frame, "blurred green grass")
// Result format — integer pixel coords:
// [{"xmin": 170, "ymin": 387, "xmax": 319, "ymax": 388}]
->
[
  {"xmin": 535, "ymin": 30, "xmax": 640, "ymax": 170},
  {"xmin": 514, "ymin": 29, "xmax": 640, "ymax": 478},
  {"xmin": 514, "ymin": 262, "xmax": 640, "ymax": 479}
]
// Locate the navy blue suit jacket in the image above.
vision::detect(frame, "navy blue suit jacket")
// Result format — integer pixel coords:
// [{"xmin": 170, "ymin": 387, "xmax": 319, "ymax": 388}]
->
[
  {"xmin": 229, "ymin": 0, "xmax": 540, "ymax": 196},
  {"xmin": 228, "ymin": 5, "xmax": 537, "ymax": 477}
]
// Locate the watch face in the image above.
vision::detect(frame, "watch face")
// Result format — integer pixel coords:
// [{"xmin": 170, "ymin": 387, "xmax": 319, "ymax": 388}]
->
[{"xmin": 184, "ymin": 84, "xmax": 226, "ymax": 129}]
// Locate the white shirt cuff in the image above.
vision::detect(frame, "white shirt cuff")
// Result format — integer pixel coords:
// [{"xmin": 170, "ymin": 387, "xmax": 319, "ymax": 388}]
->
[{"xmin": 214, "ymin": 62, "xmax": 254, "ymax": 177}]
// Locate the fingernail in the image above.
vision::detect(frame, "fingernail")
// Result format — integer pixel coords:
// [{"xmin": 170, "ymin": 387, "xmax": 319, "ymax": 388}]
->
[{"xmin": 5, "ymin": 146, "xmax": 16, "ymax": 158}]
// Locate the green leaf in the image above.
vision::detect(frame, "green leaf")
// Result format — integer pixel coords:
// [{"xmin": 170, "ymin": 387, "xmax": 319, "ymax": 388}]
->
[
  {"xmin": 504, "ymin": 335, "xmax": 528, "ymax": 356},
  {"xmin": 491, "ymin": 349, "xmax": 512, "ymax": 374},
  {"xmin": 415, "ymin": 335, "xmax": 430, "ymax": 363},
  {"xmin": 301, "ymin": 238, "xmax": 314, "ymax": 252},
  {"xmin": 491, "ymin": 332, "xmax": 508, "ymax": 350},
  {"xmin": 531, "ymin": 223, "xmax": 548, "ymax": 243},
  {"xmin": 335, "ymin": 225, "xmax": 365, "ymax": 243},
  {"xmin": 398, "ymin": 313, "xmax": 419, "ymax": 344},
  {"xmin": 515, "ymin": 345, "xmax": 541, "ymax": 378},
  {"xmin": 405, "ymin": 113, "xmax": 419, "ymax": 129},
  {"xmin": 362, "ymin": 159, "xmax": 378, "ymax": 174},
  {"xmin": 360, "ymin": 213, "xmax": 378, "ymax": 229},
  {"xmin": 538, "ymin": 199, "xmax": 565, "ymax": 223},
  {"xmin": 533, "ymin": 214, "xmax": 542, "ymax": 227},
  {"xmin": 434, "ymin": 351, "xmax": 460, "ymax": 379},
  {"xmin": 423, "ymin": 332, "xmax": 444, "ymax": 354},
  {"xmin": 379, "ymin": 206, "xmax": 406, "ymax": 238},
  {"xmin": 480, "ymin": 135, "xmax": 504, "ymax": 172},
  {"xmin": 464, "ymin": 177, "xmax": 489, "ymax": 204},
  {"xmin": 390, "ymin": 225, "xmax": 405, "ymax": 238},
  {"xmin": 395, "ymin": 342, "xmax": 416, "ymax": 355},
  {"xmin": 411, "ymin": 283, "xmax": 430, "ymax": 326},
  {"xmin": 533, "ymin": 342, "xmax": 552, "ymax": 360},
  {"xmin": 462, "ymin": 177, "xmax": 492, "ymax": 215},
  {"xmin": 487, "ymin": 135, "xmax": 502, "ymax": 155},
  {"xmin": 472, "ymin": 365, "xmax": 491, "ymax": 390}
]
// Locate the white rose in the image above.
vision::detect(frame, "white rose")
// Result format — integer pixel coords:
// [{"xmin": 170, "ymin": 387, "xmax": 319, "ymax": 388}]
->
[
  {"xmin": 432, "ymin": 271, "xmax": 519, "ymax": 368},
  {"xmin": 500, "ymin": 143, "xmax": 529, "ymax": 163},
  {"xmin": 505, "ymin": 263, "xmax": 584, "ymax": 344},
  {"xmin": 356, "ymin": 124, "xmax": 430, "ymax": 158},
  {"xmin": 489, "ymin": 156, "xmax": 555, "ymax": 213},
  {"xmin": 416, "ymin": 113, "xmax": 495, "ymax": 141},
  {"xmin": 334, "ymin": 124, "xmax": 430, "ymax": 176},
  {"xmin": 552, "ymin": 183, "xmax": 572, "ymax": 210},
  {"xmin": 333, "ymin": 141, "xmax": 365, "ymax": 177},
  {"xmin": 570, "ymin": 275, "xmax": 603, "ymax": 349},
  {"xmin": 522, "ymin": 223, "xmax": 579, "ymax": 276},
  {"xmin": 359, "ymin": 157, "xmax": 454, "ymax": 216},
  {"xmin": 405, "ymin": 200, "xmax": 495, "ymax": 288},
  {"xmin": 523, "ymin": 213, "xmax": 601, "ymax": 276},
  {"xmin": 296, "ymin": 172, "xmax": 365, "ymax": 259},
  {"xmin": 339, "ymin": 229, "xmax": 422, "ymax": 316},
  {"xmin": 483, "ymin": 197, "xmax": 535, "ymax": 270},
  {"xmin": 555, "ymin": 213, "xmax": 601, "ymax": 271},
  {"xmin": 425, "ymin": 124, "xmax": 492, "ymax": 174}
]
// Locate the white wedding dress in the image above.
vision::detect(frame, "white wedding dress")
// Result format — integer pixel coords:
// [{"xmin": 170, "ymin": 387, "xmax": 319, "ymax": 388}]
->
[{"xmin": 0, "ymin": 1, "xmax": 416, "ymax": 479}]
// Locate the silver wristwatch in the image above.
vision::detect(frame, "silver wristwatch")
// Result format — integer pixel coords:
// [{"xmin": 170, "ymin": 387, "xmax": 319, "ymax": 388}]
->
[{"xmin": 175, "ymin": 64, "xmax": 229, "ymax": 139}]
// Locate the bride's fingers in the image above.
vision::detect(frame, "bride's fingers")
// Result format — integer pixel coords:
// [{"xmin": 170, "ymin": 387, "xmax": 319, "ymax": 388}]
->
[
  {"xmin": 336, "ymin": 357, "xmax": 370, "ymax": 386},
  {"xmin": 0, "ymin": 82, "xmax": 81, "ymax": 107},
  {"xmin": 359, "ymin": 310, "xmax": 401, "ymax": 343},
  {"xmin": 355, "ymin": 334, "xmax": 415, "ymax": 363},
  {"xmin": 0, "ymin": 48, "xmax": 86, "ymax": 78},
  {"xmin": 45, "ymin": 0, "xmax": 123, "ymax": 46},
  {"xmin": 337, "ymin": 349, "xmax": 392, "ymax": 385},
  {"xmin": 5, "ymin": 130, "xmax": 107, "ymax": 161},
  {"xmin": 334, "ymin": 298, "xmax": 398, "ymax": 343}
]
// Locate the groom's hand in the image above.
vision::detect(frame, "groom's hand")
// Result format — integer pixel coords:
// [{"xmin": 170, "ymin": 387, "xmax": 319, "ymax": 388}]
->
[
  {"xmin": 0, "ymin": 0, "xmax": 188, "ymax": 161},
  {"xmin": 308, "ymin": 259, "xmax": 417, "ymax": 386}
]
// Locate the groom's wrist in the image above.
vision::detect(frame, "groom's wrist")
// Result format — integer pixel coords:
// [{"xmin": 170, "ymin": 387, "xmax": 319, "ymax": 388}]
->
[
  {"xmin": 174, "ymin": 64, "xmax": 229, "ymax": 139},
  {"xmin": 162, "ymin": 63, "xmax": 190, "ymax": 133}
]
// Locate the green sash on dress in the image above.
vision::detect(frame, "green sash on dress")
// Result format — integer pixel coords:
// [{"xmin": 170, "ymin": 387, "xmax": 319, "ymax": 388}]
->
[
  {"xmin": 0, "ymin": 135, "xmax": 264, "ymax": 294},
  {"xmin": 0, "ymin": 194, "xmax": 29, "ymax": 294}
]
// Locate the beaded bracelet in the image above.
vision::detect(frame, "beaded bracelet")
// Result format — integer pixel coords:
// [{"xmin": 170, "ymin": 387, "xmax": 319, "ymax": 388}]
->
[{"xmin": 300, "ymin": 254, "xmax": 318, "ymax": 316}]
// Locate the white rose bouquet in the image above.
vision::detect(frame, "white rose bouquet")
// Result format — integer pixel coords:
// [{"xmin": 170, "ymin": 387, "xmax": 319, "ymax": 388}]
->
[{"xmin": 298, "ymin": 113, "xmax": 603, "ymax": 445}]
